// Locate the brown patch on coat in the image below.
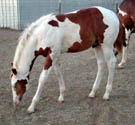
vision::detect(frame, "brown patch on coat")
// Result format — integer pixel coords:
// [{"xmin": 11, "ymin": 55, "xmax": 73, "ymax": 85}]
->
[
  {"xmin": 48, "ymin": 20, "xmax": 59, "ymax": 27},
  {"xmin": 118, "ymin": 14, "xmax": 134, "ymax": 31},
  {"xmin": 15, "ymin": 80, "xmax": 27, "ymax": 97},
  {"xmin": 57, "ymin": 8, "xmax": 108, "ymax": 52},
  {"xmin": 44, "ymin": 55, "xmax": 52, "ymax": 70},
  {"xmin": 28, "ymin": 47, "xmax": 52, "ymax": 72},
  {"xmin": 35, "ymin": 47, "xmax": 52, "ymax": 57},
  {"xmin": 56, "ymin": 14, "xmax": 66, "ymax": 22},
  {"xmin": 114, "ymin": 21, "xmax": 126, "ymax": 54},
  {"xmin": 29, "ymin": 47, "xmax": 52, "ymax": 70},
  {"xmin": 123, "ymin": 16, "xmax": 134, "ymax": 30},
  {"xmin": 118, "ymin": 0, "xmax": 135, "ymax": 32}
]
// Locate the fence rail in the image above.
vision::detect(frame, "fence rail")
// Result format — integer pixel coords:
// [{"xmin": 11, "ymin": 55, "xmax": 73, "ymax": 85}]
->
[{"xmin": 0, "ymin": 0, "xmax": 122, "ymax": 30}]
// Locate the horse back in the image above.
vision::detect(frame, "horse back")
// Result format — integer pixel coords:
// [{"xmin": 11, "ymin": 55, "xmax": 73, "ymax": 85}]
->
[{"xmin": 52, "ymin": 7, "xmax": 119, "ymax": 52}]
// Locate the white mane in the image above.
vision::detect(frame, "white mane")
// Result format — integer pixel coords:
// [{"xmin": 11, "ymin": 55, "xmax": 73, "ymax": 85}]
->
[{"xmin": 13, "ymin": 14, "xmax": 53, "ymax": 69}]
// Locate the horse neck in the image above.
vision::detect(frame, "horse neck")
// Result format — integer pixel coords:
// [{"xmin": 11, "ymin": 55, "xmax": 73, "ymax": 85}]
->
[{"xmin": 16, "ymin": 39, "xmax": 37, "ymax": 76}]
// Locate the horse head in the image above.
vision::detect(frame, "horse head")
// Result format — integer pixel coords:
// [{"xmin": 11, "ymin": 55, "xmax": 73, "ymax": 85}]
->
[{"xmin": 10, "ymin": 67, "xmax": 29, "ymax": 107}]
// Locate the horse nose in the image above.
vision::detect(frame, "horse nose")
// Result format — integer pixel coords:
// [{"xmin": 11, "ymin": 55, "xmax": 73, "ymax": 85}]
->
[{"xmin": 14, "ymin": 100, "xmax": 20, "ymax": 107}]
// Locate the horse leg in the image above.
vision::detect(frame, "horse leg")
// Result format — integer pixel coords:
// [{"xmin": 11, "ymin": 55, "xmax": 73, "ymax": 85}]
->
[
  {"xmin": 89, "ymin": 46, "xmax": 106, "ymax": 98},
  {"xmin": 118, "ymin": 46, "xmax": 127, "ymax": 68},
  {"xmin": 27, "ymin": 54, "xmax": 55, "ymax": 113},
  {"xmin": 102, "ymin": 46, "xmax": 116, "ymax": 100},
  {"xmin": 53, "ymin": 59, "xmax": 66, "ymax": 103},
  {"xmin": 118, "ymin": 28, "xmax": 131, "ymax": 69}
]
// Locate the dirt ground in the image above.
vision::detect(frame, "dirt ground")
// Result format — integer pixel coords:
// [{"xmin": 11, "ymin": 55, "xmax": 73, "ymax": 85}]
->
[{"xmin": 0, "ymin": 29, "xmax": 135, "ymax": 125}]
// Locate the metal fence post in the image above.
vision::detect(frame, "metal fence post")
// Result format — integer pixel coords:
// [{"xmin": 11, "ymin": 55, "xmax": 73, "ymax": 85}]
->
[
  {"xmin": 59, "ymin": 0, "xmax": 62, "ymax": 14},
  {"xmin": 17, "ymin": 0, "xmax": 21, "ymax": 30},
  {"xmin": 115, "ymin": 0, "xmax": 118, "ymax": 11}
]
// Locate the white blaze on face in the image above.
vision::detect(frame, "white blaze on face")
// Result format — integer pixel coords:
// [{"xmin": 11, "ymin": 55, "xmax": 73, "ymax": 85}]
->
[{"xmin": 118, "ymin": 8, "xmax": 127, "ymax": 16}]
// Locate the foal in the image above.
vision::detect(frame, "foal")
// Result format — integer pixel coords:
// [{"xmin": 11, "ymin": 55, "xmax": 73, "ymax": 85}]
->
[{"xmin": 10, "ymin": 6, "xmax": 123, "ymax": 113}]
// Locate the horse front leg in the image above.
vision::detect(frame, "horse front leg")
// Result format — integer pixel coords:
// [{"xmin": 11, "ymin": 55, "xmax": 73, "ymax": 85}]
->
[
  {"xmin": 53, "ymin": 59, "xmax": 66, "ymax": 103},
  {"xmin": 27, "ymin": 55, "xmax": 53, "ymax": 114}
]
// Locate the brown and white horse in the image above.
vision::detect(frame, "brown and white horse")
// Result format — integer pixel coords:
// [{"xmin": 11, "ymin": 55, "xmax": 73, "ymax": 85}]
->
[
  {"xmin": 117, "ymin": 0, "xmax": 135, "ymax": 68},
  {"xmin": 10, "ymin": 6, "xmax": 123, "ymax": 113}
]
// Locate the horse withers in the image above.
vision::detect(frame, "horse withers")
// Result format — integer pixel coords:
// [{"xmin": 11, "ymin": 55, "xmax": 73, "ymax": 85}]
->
[
  {"xmin": 10, "ymin": 6, "xmax": 123, "ymax": 113},
  {"xmin": 117, "ymin": 0, "xmax": 135, "ymax": 68}
]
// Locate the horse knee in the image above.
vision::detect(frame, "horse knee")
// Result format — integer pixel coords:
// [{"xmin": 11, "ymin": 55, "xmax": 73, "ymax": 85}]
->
[{"xmin": 98, "ymin": 61, "xmax": 106, "ymax": 70}]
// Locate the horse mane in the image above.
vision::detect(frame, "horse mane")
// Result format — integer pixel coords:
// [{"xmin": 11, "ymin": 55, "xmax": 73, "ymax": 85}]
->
[{"xmin": 13, "ymin": 14, "xmax": 54, "ymax": 69}]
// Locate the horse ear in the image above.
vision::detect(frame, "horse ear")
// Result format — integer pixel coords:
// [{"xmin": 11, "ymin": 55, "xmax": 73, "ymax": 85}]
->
[{"xmin": 12, "ymin": 68, "xmax": 17, "ymax": 75}]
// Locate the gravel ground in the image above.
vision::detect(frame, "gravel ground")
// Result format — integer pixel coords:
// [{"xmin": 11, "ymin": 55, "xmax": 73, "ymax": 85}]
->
[{"xmin": 0, "ymin": 29, "xmax": 135, "ymax": 125}]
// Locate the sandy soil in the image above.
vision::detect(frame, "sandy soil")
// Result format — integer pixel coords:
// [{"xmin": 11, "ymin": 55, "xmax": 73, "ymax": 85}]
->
[{"xmin": 0, "ymin": 29, "xmax": 135, "ymax": 125}]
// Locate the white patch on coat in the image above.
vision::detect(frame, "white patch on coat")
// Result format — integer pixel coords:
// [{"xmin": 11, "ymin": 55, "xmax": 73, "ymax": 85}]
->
[
  {"xmin": 96, "ymin": 6, "xmax": 119, "ymax": 46},
  {"xmin": 118, "ymin": 8, "xmax": 127, "ymax": 16},
  {"xmin": 125, "ymin": 28, "xmax": 131, "ymax": 42},
  {"xmin": 42, "ymin": 17, "xmax": 82, "ymax": 53},
  {"xmin": 58, "ymin": 18, "xmax": 81, "ymax": 51}
]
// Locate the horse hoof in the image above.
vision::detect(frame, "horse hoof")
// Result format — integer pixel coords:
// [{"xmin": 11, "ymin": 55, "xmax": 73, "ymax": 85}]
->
[
  {"xmin": 57, "ymin": 100, "xmax": 64, "ymax": 103},
  {"xmin": 103, "ymin": 97, "xmax": 109, "ymax": 101},
  {"xmin": 88, "ymin": 93, "xmax": 95, "ymax": 98},
  {"xmin": 89, "ymin": 97, "xmax": 95, "ymax": 99},
  {"xmin": 103, "ymin": 99, "xmax": 109, "ymax": 101},
  {"xmin": 116, "ymin": 66, "xmax": 124, "ymax": 70},
  {"xmin": 26, "ymin": 109, "xmax": 35, "ymax": 114},
  {"xmin": 88, "ymin": 95, "xmax": 95, "ymax": 99}
]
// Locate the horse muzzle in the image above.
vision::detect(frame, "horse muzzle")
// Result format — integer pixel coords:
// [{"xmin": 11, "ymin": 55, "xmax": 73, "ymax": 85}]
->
[{"xmin": 13, "ymin": 100, "xmax": 20, "ymax": 107}]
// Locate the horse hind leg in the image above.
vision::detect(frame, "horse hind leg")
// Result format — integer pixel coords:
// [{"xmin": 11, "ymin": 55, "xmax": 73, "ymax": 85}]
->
[
  {"xmin": 89, "ymin": 46, "xmax": 106, "ymax": 98},
  {"xmin": 118, "ymin": 46, "xmax": 128, "ymax": 69},
  {"xmin": 102, "ymin": 45, "xmax": 116, "ymax": 100},
  {"xmin": 53, "ymin": 59, "xmax": 66, "ymax": 103},
  {"xmin": 118, "ymin": 28, "xmax": 131, "ymax": 69}
]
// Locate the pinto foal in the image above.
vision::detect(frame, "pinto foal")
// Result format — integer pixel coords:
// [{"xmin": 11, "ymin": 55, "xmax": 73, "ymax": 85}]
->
[
  {"xmin": 117, "ymin": 0, "xmax": 135, "ymax": 68},
  {"xmin": 10, "ymin": 6, "xmax": 124, "ymax": 113}
]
